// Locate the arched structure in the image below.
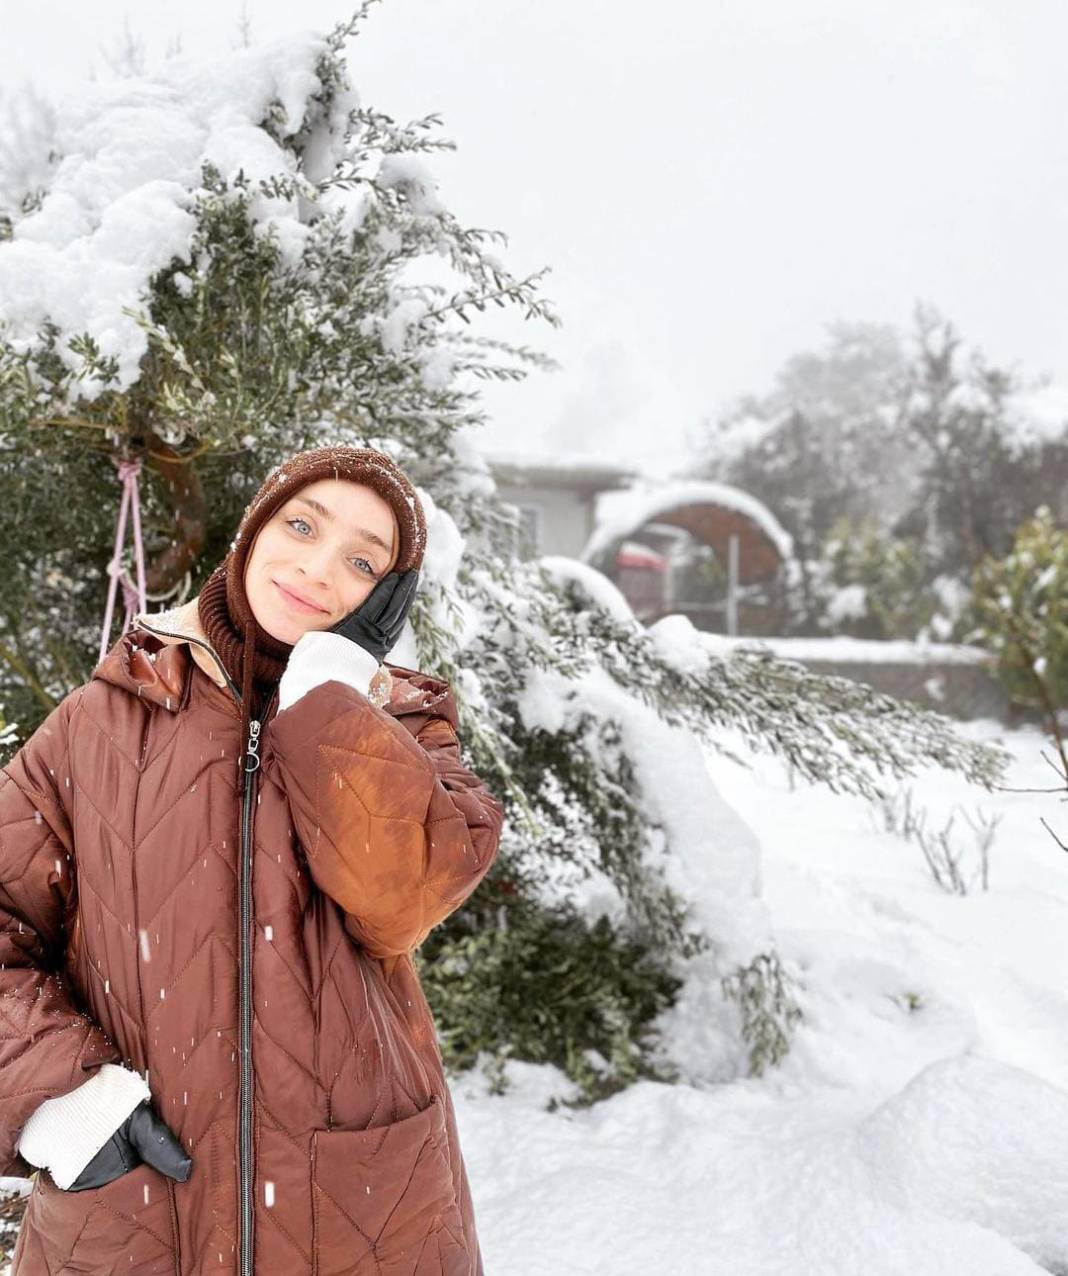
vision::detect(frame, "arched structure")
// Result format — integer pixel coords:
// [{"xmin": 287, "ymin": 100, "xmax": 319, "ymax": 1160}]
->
[{"xmin": 581, "ymin": 480, "xmax": 796, "ymax": 635}]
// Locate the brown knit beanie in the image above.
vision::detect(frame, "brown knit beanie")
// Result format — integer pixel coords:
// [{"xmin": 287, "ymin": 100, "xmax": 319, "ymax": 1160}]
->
[{"xmin": 198, "ymin": 446, "xmax": 426, "ymax": 735}]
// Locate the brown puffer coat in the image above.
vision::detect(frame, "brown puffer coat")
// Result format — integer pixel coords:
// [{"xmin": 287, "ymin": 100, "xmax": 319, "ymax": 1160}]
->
[{"xmin": 0, "ymin": 595, "xmax": 503, "ymax": 1275}]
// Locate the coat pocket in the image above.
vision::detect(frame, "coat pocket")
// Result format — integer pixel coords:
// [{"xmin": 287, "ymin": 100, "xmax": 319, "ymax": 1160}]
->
[
  {"xmin": 311, "ymin": 1093, "xmax": 470, "ymax": 1276},
  {"xmin": 26, "ymin": 1161, "xmax": 176, "ymax": 1274}
]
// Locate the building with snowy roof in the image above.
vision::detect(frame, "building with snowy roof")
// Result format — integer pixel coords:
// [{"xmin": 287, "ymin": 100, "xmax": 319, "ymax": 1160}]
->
[
  {"xmin": 486, "ymin": 451, "xmax": 640, "ymax": 561},
  {"xmin": 486, "ymin": 452, "xmax": 1016, "ymax": 719},
  {"xmin": 487, "ymin": 453, "xmax": 796, "ymax": 636}
]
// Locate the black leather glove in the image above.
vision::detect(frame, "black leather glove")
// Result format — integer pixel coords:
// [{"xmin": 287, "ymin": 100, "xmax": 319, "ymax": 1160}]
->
[
  {"xmin": 65, "ymin": 1100, "xmax": 193, "ymax": 1192},
  {"xmin": 328, "ymin": 569, "xmax": 420, "ymax": 664}
]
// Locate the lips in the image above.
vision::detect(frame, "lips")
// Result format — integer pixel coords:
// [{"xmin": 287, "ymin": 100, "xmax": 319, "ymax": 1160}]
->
[{"xmin": 273, "ymin": 580, "xmax": 328, "ymax": 614}]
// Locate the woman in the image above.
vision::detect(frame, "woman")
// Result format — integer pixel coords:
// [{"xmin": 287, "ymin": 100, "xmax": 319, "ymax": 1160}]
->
[{"xmin": 0, "ymin": 445, "xmax": 503, "ymax": 1276}]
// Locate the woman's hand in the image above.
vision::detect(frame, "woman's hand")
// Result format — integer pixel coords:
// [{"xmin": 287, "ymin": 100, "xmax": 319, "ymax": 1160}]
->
[
  {"xmin": 66, "ymin": 1099, "xmax": 192, "ymax": 1192},
  {"xmin": 328, "ymin": 569, "xmax": 420, "ymax": 664}
]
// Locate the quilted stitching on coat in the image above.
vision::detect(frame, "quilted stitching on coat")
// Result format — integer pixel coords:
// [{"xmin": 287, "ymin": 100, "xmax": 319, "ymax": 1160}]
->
[{"xmin": 0, "ymin": 624, "xmax": 502, "ymax": 1275}]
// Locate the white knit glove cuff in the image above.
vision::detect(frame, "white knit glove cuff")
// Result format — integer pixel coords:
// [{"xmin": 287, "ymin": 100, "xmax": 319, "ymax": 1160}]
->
[
  {"xmin": 18, "ymin": 1063, "xmax": 151, "ymax": 1189},
  {"xmin": 277, "ymin": 630, "xmax": 388, "ymax": 713}
]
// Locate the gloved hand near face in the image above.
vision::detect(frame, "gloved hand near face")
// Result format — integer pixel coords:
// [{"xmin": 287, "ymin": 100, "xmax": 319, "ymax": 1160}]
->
[
  {"xmin": 276, "ymin": 569, "xmax": 420, "ymax": 714},
  {"xmin": 328, "ymin": 569, "xmax": 420, "ymax": 663}
]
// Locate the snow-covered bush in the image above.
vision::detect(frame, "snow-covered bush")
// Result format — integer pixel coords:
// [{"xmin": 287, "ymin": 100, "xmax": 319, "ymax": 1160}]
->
[
  {"xmin": 812, "ymin": 511, "xmax": 939, "ymax": 640},
  {"xmin": 964, "ymin": 506, "xmax": 1068, "ymax": 728}
]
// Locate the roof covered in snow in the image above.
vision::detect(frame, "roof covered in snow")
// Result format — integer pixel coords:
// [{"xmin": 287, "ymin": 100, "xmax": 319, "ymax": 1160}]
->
[
  {"xmin": 486, "ymin": 449, "xmax": 639, "ymax": 493},
  {"xmin": 583, "ymin": 479, "xmax": 795, "ymax": 563}
]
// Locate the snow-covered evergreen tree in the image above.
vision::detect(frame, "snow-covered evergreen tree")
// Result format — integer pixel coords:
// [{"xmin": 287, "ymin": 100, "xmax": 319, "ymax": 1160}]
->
[{"xmin": 0, "ymin": 7, "xmax": 1010, "ymax": 1101}]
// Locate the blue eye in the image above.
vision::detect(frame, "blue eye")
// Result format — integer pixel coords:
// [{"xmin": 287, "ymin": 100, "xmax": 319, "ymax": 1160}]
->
[{"xmin": 285, "ymin": 518, "xmax": 378, "ymax": 577}]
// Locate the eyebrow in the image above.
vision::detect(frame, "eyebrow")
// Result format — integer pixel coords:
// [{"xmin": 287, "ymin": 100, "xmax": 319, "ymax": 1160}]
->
[{"xmin": 292, "ymin": 496, "xmax": 394, "ymax": 558}]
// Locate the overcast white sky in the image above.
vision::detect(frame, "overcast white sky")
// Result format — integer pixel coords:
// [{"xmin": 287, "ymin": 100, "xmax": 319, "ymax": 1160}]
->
[{"xmin": 2, "ymin": 0, "xmax": 1066, "ymax": 476}]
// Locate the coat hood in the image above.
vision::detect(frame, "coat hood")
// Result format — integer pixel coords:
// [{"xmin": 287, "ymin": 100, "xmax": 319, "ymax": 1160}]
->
[{"xmin": 91, "ymin": 594, "xmax": 457, "ymax": 726}]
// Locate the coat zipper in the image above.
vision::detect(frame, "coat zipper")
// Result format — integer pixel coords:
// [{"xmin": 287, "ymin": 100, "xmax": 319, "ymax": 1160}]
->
[
  {"xmin": 135, "ymin": 613, "xmax": 266, "ymax": 1276},
  {"xmin": 240, "ymin": 713, "xmax": 261, "ymax": 1276}
]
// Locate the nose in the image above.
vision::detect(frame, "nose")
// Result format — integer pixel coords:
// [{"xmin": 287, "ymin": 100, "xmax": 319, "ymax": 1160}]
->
[{"xmin": 294, "ymin": 542, "xmax": 335, "ymax": 596}]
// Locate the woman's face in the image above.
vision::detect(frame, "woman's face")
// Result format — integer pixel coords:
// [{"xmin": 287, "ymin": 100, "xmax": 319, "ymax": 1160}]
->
[{"xmin": 243, "ymin": 478, "xmax": 399, "ymax": 644}]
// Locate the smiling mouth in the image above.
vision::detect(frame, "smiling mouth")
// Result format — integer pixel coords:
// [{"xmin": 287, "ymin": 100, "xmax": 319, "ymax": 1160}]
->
[{"xmin": 273, "ymin": 580, "xmax": 328, "ymax": 614}]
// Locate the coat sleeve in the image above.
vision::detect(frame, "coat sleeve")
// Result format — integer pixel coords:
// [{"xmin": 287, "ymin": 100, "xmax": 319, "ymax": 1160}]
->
[
  {"xmin": 268, "ymin": 674, "xmax": 504, "ymax": 960},
  {"xmin": 0, "ymin": 690, "xmax": 123, "ymax": 1177}
]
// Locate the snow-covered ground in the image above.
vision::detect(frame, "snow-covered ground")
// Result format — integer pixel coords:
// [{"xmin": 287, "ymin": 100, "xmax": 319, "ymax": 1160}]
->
[
  {"xmin": 457, "ymin": 714, "xmax": 1068, "ymax": 1275},
  {"xmin": 2, "ymin": 673, "xmax": 1061, "ymax": 1274}
]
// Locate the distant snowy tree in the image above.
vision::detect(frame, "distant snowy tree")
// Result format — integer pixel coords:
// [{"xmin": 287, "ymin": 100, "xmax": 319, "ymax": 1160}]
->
[
  {"xmin": 0, "ymin": 5, "xmax": 1010, "ymax": 1102},
  {"xmin": 698, "ymin": 321, "xmax": 914, "ymax": 631},
  {"xmin": 896, "ymin": 305, "xmax": 1068, "ymax": 580},
  {"xmin": 701, "ymin": 310, "xmax": 1068, "ymax": 638}
]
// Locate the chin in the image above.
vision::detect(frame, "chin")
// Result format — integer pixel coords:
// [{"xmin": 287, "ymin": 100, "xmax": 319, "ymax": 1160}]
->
[
  {"xmin": 255, "ymin": 614, "xmax": 297, "ymax": 644},
  {"xmin": 268, "ymin": 621, "xmax": 301, "ymax": 644}
]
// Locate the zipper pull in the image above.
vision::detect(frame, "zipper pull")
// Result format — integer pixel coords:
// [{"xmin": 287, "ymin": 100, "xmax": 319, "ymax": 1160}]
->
[{"xmin": 244, "ymin": 719, "xmax": 261, "ymax": 773}]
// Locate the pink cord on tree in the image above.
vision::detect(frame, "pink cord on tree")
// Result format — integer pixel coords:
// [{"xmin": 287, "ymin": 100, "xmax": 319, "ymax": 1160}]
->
[{"xmin": 98, "ymin": 455, "xmax": 148, "ymax": 665}]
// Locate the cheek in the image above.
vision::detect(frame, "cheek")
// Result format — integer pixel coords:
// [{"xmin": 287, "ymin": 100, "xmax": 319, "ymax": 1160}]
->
[
  {"xmin": 243, "ymin": 533, "xmax": 280, "ymax": 603},
  {"xmin": 243, "ymin": 538, "xmax": 264, "ymax": 587},
  {"xmin": 342, "ymin": 577, "xmax": 377, "ymax": 612},
  {"xmin": 246, "ymin": 528, "xmax": 285, "ymax": 576}
]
